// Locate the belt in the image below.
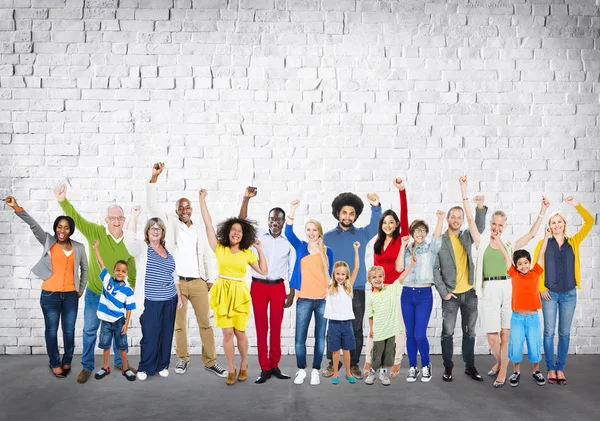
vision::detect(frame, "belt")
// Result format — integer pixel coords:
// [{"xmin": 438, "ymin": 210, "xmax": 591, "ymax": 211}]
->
[
  {"xmin": 252, "ymin": 277, "xmax": 284, "ymax": 285},
  {"xmin": 483, "ymin": 276, "xmax": 509, "ymax": 281},
  {"xmin": 219, "ymin": 274, "xmax": 246, "ymax": 282},
  {"xmin": 179, "ymin": 277, "xmax": 199, "ymax": 282}
]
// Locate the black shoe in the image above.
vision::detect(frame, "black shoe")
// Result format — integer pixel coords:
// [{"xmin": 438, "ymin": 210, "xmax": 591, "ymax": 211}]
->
[
  {"xmin": 271, "ymin": 367, "xmax": 291, "ymax": 380},
  {"xmin": 465, "ymin": 366, "xmax": 483, "ymax": 381},
  {"xmin": 443, "ymin": 366, "xmax": 453, "ymax": 382},
  {"xmin": 255, "ymin": 370, "xmax": 272, "ymax": 384}
]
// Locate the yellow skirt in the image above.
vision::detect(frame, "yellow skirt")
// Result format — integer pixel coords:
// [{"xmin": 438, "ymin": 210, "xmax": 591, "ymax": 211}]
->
[{"xmin": 209, "ymin": 278, "xmax": 251, "ymax": 331}]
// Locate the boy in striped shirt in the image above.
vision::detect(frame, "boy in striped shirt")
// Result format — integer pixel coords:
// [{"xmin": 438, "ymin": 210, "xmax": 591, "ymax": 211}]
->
[
  {"xmin": 365, "ymin": 257, "xmax": 416, "ymax": 386},
  {"xmin": 92, "ymin": 241, "xmax": 136, "ymax": 381}
]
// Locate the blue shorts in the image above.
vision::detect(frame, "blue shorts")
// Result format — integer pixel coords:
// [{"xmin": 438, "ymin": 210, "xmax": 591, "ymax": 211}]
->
[
  {"xmin": 98, "ymin": 318, "xmax": 128, "ymax": 351},
  {"xmin": 508, "ymin": 312, "xmax": 542, "ymax": 364},
  {"xmin": 327, "ymin": 320, "xmax": 355, "ymax": 352}
]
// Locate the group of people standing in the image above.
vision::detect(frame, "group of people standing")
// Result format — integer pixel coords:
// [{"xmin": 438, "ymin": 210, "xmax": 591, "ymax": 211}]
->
[{"xmin": 6, "ymin": 166, "xmax": 593, "ymax": 388}]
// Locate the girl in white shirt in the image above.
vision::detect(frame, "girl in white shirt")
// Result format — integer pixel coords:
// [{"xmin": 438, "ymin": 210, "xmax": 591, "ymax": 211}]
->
[{"xmin": 324, "ymin": 241, "xmax": 360, "ymax": 385}]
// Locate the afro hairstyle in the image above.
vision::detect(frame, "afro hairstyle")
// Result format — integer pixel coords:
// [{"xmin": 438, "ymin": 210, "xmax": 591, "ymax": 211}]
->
[{"xmin": 331, "ymin": 192, "xmax": 364, "ymax": 221}]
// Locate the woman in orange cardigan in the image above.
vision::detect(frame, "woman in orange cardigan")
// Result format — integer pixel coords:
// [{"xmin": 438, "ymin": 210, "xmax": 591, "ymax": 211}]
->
[{"xmin": 533, "ymin": 196, "xmax": 593, "ymax": 386}]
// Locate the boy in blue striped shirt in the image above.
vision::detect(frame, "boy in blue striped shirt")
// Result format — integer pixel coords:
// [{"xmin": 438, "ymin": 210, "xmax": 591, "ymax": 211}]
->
[{"xmin": 92, "ymin": 240, "xmax": 136, "ymax": 381}]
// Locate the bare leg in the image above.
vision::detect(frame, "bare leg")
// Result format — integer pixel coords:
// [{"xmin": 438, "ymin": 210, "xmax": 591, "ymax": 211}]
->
[
  {"xmin": 343, "ymin": 351, "xmax": 352, "ymax": 377},
  {"xmin": 234, "ymin": 329, "xmax": 248, "ymax": 371},
  {"xmin": 513, "ymin": 361, "xmax": 521, "ymax": 374},
  {"xmin": 533, "ymin": 362, "xmax": 539, "ymax": 373},
  {"xmin": 119, "ymin": 350, "xmax": 128, "ymax": 372},
  {"xmin": 487, "ymin": 332, "xmax": 501, "ymax": 373},
  {"xmin": 497, "ymin": 329, "xmax": 511, "ymax": 382},
  {"xmin": 222, "ymin": 328, "xmax": 236, "ymax": 373},
  {"xmin": 102, "ymin": 349, "xmax": 110, "ymax": 369},
  {"xmin": 333, "ymin": 351, "xmax": 340, "ymax": 378}
]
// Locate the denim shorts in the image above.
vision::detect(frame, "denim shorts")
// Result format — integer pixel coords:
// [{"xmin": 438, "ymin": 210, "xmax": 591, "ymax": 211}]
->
[
  {"xmin": 508, "ymin": 312, "xmax": 542, "ymax": 364},
  {"xmin": 327, "ymin": 320, "xmax": 355, "ymax": 351},
  {"xmin": 98, "ymin": 318, "xmax": 128, "ymax": 351}
]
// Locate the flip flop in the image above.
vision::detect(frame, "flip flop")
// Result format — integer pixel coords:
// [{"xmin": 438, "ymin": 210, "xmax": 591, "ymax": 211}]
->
[{"xmin": 557, "ymin": 378, "xmax": 568, "ymax": 386}]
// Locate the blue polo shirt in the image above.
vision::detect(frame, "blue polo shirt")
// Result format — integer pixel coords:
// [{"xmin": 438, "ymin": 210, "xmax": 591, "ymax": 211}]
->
[{"xmin": 323, "ymin": 205, "xmax": 382, "ymax": 290}]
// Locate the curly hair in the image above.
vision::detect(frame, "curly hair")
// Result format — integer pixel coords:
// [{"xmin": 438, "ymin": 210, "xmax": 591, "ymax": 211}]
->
[
  {"xmin": 217, "ymin": 217, "xmax": 258, "ymax": 250},
  {"xmin": 331, "ymin": 192, "xmax": 364, "ymax": 221}
]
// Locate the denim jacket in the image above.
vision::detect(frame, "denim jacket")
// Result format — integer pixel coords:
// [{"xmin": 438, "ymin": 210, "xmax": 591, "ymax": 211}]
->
[{"xmin": 403, "ymin": 237, "xmax": 442, "ymax": 286}]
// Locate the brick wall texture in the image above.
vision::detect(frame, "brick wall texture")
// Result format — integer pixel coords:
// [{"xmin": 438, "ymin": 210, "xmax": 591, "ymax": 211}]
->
[{"xmin": 0, "ymin": 0, "xmax": 599, "ymax": 357}]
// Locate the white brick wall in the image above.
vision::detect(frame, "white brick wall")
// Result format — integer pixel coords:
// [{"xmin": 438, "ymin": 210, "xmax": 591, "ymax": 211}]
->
[{"xmin": 0, "ymin": 0, "xmax": 599, "ymax": 357}]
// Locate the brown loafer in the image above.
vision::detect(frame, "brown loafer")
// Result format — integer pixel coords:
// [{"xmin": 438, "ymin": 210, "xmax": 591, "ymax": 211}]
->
[
  {"xmin": 238, "ymin": 367, "xmax": 248, "ymax": 382},
  {"xmin": 322, "ymin": 365, "xmax": 335, "ymax": 378},
  {"xmin": 76, "ymin": 369, "xmax": 91, "ymax": 384},
  {"xmin": 350, "ymin": 365, "xmax": 363, "ymax": 380},
  {"xmin": 226, "ymin": 370, "xmax": 237, "ymax": 385}
]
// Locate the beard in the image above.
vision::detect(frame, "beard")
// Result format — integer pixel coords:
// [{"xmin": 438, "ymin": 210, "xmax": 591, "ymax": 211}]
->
[{"xmin": 339, "ymin": 220, "xmax": 353, "ymax": 228}]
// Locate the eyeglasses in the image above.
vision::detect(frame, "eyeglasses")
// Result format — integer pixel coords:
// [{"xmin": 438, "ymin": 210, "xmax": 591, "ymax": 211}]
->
[
  {"xmin": 149, "ymin": 227, "xmax": 163, "ymax": 233},
  {"xmin": 268, "ymin": 217, "xmax": 284, "ymax": 222},
  {"xmin": 107, "ymin": 217, "xmax": 125, "ymax": 222},
  {"xmin": 413, "ymin": 228, "xmax": 427, "ymax": 234}
]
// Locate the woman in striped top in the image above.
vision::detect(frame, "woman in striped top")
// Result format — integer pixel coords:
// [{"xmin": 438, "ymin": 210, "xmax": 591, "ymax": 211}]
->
[
  {"xmin": 198, "ymin": 189, "xmax": 269, "ymax": 386},
  {"xmin": 124, "ymin": 206, "xmax": 183, "ymax": 381}
]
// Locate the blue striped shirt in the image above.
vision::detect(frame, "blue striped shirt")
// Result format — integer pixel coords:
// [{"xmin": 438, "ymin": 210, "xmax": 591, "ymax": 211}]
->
[
  {"xmin": 97, "ymin": 268, "xmax": 136, "ymax": 323},
  {"xmin": 144, "ymin": 246, "xmax": 177, "ymax": 301}
]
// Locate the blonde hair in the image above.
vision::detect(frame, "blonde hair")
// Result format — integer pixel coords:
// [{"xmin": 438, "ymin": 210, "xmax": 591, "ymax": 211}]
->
[
  {"xmin": 144, "ymin": 217, "xmax": 167, "ymax": 246},
  {"xmin": 367, "ymin": 266, "xmax": 385, "ymax": 282},
  {"xmin": 491, "ymin": 210, "xmax": 507, "ymax": 221},
  {"xmin": 328, "ymin": 261, "xmax": 353, "ymax": 297},
  {"xmin": 548, "ymin": 211, "xmax": 568, "ymax": 236},
  {"xmin": 306, "ymin": 219, "xmax": 328, "ymax": 271}
]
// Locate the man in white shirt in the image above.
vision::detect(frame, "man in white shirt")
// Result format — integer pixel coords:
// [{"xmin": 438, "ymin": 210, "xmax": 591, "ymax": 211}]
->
[
  {"xmin": 239, "ymin": 186, "xmax": 296, "ymax": 384},
  {"xmin": 147, "ymin": 163, "xmax": 226, "ymax": 378}
]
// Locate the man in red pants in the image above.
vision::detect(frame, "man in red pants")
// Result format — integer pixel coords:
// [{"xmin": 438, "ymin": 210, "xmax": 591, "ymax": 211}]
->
[{"xmin": 239, "ymin": 187, "xmax": 296, "ymax": 384}]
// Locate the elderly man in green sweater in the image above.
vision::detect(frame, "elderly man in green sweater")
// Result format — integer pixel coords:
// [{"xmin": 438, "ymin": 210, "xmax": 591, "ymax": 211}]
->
[{"xmin": 54, "ymin": 183, "xmax": 137, "ymax": 384}]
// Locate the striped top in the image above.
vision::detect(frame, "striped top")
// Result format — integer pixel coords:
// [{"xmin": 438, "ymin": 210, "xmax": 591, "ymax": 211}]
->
[
  {"xmin": 366, "ymin": 281, "xmax": 403, "ymax": 341},
  {"xmin": 97, "ymin": 268, "xmax": 135, "ymax": 323},
  {"xmin": 144, "ymin": 246, "xmax": 177, "ymax": 301}
]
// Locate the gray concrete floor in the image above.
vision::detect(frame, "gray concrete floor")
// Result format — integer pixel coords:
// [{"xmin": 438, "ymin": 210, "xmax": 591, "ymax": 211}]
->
[{"xmin": 0, "ymin": 355, "xmax": 598, "ymax": 421}]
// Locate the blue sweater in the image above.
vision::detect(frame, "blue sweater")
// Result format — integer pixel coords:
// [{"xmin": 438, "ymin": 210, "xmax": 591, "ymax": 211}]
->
[
  {"xmin": 285, "ymin": 224, "xmax": 334, "ymax": 292},
  {"xmin": 323, "ymin": 205, "xmax": 382, "ymax": 290}
]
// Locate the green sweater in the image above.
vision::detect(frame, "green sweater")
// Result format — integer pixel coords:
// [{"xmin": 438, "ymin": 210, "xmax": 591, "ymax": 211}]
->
[{"xmin": 59, "ymin": 199, "xmax": 136, "ymax": 294}]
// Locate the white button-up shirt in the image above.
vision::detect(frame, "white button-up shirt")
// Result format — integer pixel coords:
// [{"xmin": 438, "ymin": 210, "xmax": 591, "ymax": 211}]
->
[
  {"xmin": 173, "ymin": 222, "xmax": 201, "ymax": 278},
  {"xmin": 252, "ymin": 228, "xmax": 295, "ymax": 281}
]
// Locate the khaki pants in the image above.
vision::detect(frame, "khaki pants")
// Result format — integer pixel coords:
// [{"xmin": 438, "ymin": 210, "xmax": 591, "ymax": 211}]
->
[
  {"xmin": 365, "ymin": 296, "xmax": 405, "ymax": 366},
  {"xmin": 174, "ymin": 279, "xmax": 216, "ymax": 367}
]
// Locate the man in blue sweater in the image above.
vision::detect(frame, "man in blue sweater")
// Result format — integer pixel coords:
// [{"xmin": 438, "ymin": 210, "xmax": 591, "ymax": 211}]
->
[{"xmin": 323, "ymin": 192, "xmax": 382, "ymax": 379}]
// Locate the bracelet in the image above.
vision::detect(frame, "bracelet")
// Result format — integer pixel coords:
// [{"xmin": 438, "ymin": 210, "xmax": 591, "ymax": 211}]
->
[
  {"xmin": 538, "ymin": 214, "xmax": 545, "ymax": 218},
  {"xmin": 462, "ymin": 197, "xmax": 468, "ymax": 201},
  {"xmin": 287, "ymin": 216, "xmax": 294, "ymax": 221}
]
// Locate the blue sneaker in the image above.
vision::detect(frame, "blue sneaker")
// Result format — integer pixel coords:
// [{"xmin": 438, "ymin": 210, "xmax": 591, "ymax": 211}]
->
[
  {"xmin": 331, "ymin": 377, "xmax": 339, "ymax": 385},
  {"xmin": 346, "ymin": 375, "xmax": 356, "ymax": 384}
]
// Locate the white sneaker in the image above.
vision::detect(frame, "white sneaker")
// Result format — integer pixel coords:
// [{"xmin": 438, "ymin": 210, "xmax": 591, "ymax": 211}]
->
[
  {"xmin": 294, "ymin": 369, "xmax": 306, "ymax": 385},
  {"xmin": 137, "ymin": 371, "xmax": 147, "ymax": 381},
  {"xmin": 380, "ymin": 369, "xmax": 391, "ymax": 386},
  {"xmin": 158, "ymin": 368, "xmax": 169, "ymax": 378},
  {"xmin": 421, "ymin": 364, "xmax": 432, "ymax": 383},
  {"xmin": 365, "ymin": 369, "xmax": 376, "ymax": 385},
  {"xmin": 406, "ymin": 366, "xmax": 419, "ymax": 383},
  {"xmin": 310, "ymin": 368, "xmax": 320, "ymax": 385}
]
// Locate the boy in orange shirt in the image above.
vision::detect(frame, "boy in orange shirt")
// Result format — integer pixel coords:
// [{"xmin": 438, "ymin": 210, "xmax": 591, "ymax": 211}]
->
[{"xmin": 495, "ymin": 227, "xmax": 551, "ymax": 388}]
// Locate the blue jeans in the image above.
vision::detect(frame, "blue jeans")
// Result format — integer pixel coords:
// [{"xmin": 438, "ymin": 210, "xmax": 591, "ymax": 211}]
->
[
  {"xmin": 508, "ymin": 312, "xmax": 542, "ymax": 364},
  {"xmin": 99, "ymin": 318, "xmax": 128, "ymax": 351},
  {"xmin": 81, "ymin": 289, "xmax": 122, "ymax": 372},
  {"xmin": 295, "ymin": 298, "xmax": 327, "ymax": 370},
  {"xmin": 40, "ymin": 290, "xmax": 79, "ymax": 368},
  {"xmin": 401, "ymin": 286, "xmax": 433, "ymax": 367},
  {"xmin": 541, "ymin": 288, "xmax": 577, "ymax": 371}
]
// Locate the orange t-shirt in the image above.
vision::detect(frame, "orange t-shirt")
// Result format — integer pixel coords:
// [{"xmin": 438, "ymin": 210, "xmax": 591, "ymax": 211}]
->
[
  {"xmin": 297, "ymin": 253, "xmax": 327, "ymax": 299},
  {"xmin": 509, "ymin": 264, "xmax": 543, "ymax": 311},
  {"xmin": 42, "ymin": 244, "xmax": 76, "ymax": 292}
]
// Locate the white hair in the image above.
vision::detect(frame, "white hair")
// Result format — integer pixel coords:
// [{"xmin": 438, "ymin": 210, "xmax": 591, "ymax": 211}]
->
[{"xmin": 106, "ymin": 204, "xmax": 124, "ymax": 216}]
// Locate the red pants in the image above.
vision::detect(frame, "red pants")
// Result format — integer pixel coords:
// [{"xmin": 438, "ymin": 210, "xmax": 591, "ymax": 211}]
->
[{"xmin": 250, "ymin": 281, "xmax": 286, "ymax": 371}]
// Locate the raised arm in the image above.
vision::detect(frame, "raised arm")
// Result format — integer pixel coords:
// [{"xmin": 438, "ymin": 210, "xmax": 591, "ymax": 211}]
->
[
  {"xmin": 514, "ymin": 196, "xmax": 550, "ymax": 250},
  {"xmin": 460, "ymin": 176, "xmax": 481, "ymax": 248},
  {"xmin": 6, "ymin": 197, "xmax": 47, "ymax": 245},
  {"xmin": 91, "ymin": 240, "xmax": 106, "ymax": 271},
  {"xmin": 123, "ymin": 206, "xmax": 143, "ymax": 257},
  {"xmin": 473, "ymin": 195, "xmax": 487, "ymax": 233},
  {"xmin": 393, "ymin": 178, "xmax": 409, "ymax": 236},
  {"xmin": 53, "ymin": 183, "xmax": 100, "ymax": 239},
  {"xmin": 317, "ymin": 238, "xmax": 331, "ymax": 283},
  {"xmin": 394, "ymin": 235, "xmax": 410, "ymax": 272},
  {"xmin": 565, "ymin": 196, "xmax": 594, "ymax": 244},
  {"xmin": 147, "ymin": 162, "xmax": 168, "ymax": 220},
  {"xmin": 284, "ymin": 200, "xmax": 302, "ymax": 249},
  {"xmin": 493, "ymin": 233, "xmax": 513, "ymax": 271},
  {"xmin": 198, "ymin": 189, "xmax": 218, "ymax": 252},
  {"xmin": 397, "ymin": 255, "xmax": 417, "ymax": 284},
  {"xmin": 349, "ymin": 241, "xmax": 360, "ymax": 286},
  {"xmin": 433, "ymin": 209, "xmax": 445, "ymax": 239},
  {"xmin": 364, "ymin": 193, "xmax": 382, "ymax": 239},
  {"xmin": 238, "ymin": 186, "xmax": 257, "ymax": 219},
  {"xmin": 249, "ymin": 240, "xmax": 269, "ymax": 275},
  {"xmin": 536, "ymin": 227, "xmax": 551, "ymax": 267}
]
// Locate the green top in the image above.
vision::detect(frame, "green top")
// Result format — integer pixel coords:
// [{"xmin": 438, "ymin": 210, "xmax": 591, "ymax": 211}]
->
[
  {"xmin": 366, "ymin": 281, "xmax": 404, "ymax": 341},
  {"xmin": 482, "ymin": 245, "xmax": 506, "ymax": 278},
  {"xmin": 59, "ymin": 199, "xmax": 136, "ymax": 294}
]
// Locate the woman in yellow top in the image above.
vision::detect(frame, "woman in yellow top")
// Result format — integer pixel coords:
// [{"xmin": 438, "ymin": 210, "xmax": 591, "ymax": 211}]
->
[
  {"xmin": 533, "ymin": 196, "xmax": 593, "ymax": 386},
  {"xmin": 198, "ymin": 189, "xmax": 269, "ymax": 386}
]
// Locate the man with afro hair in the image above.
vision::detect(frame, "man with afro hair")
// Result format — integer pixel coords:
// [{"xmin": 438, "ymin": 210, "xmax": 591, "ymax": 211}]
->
[{"xmin": 323, "ymin": 191, "xmax": 382, "ymax": 379}]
